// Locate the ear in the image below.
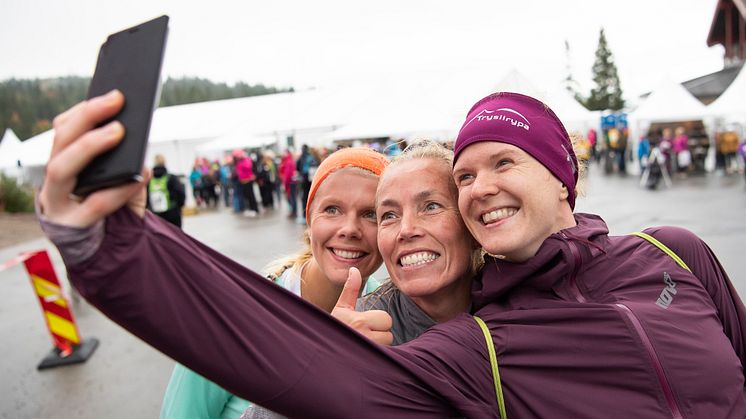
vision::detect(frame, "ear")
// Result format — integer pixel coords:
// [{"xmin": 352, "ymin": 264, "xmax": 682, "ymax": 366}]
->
[{"xmin": 559, "ymin": 184, "xmax": 569, "ymax": 201}]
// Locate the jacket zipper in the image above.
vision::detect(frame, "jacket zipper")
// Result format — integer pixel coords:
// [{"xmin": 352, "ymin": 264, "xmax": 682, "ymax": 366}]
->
[
  {"xmin": 562, "ymin": 235, "xmax": 684, "ymax": 419},
  {"xmin": 614, "ymin": 303, "xmax": 683, "ymax": 419},
  {"xmin": 562, "ymin": 234, "xmax": 586, "ymax": 303}
]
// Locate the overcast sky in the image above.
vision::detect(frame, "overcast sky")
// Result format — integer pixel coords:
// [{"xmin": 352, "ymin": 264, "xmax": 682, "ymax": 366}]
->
[{"xmin": 1, "ymin": 0, "xmax": 725, "ymax": 99}]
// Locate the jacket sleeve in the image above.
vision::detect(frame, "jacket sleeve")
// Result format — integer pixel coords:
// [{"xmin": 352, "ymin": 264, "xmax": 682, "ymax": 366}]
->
[
  {"xmin": 62, "ymin": 207, "xmax": 494, "ymax": 418},
  {"xmin": 160, "ymin": 364, "xmax": 237, "ymax": 419},
  {"xmin": 645, "ymin": 226, "xmax": 746, "ymax": 372}
]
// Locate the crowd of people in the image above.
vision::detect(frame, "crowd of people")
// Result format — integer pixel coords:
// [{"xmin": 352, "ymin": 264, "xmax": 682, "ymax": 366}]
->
[
  {"xmin": 183, "ymin": 140, "xmax": 410, "ymax": 224},
  {"xmin": 34, "ymin": 88, "xmax": 746, "ymax": 418}
]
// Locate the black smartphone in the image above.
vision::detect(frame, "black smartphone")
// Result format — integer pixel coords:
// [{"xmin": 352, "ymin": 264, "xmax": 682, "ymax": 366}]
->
[{"xmin": 73, "ymin": 15, "xmax": 169, "ymax": 197}]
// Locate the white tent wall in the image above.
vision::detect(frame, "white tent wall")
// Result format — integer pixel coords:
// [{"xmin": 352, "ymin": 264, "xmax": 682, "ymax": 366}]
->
[
  {"xmin": 706, "ymin": 65, "xmax": 746, "ymax": 137},
  {"xmin": 0, "ymin": 128, "xmax": 23, "ymax": 179}
]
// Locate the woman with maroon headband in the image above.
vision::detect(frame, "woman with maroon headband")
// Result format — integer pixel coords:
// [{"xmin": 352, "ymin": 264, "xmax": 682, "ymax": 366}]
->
[{"xmin": 38, "ymin": 90, "xmax": 745, "ymax": 418}]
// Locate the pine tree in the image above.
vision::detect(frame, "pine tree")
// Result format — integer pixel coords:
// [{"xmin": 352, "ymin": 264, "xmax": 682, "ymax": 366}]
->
[{"xmin": 585, "ymin": 28, "xmax": 625, "ymax": 111}]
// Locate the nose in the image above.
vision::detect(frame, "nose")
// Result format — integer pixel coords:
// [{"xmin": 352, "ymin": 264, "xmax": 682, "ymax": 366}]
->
[
  {"xmin": 397, "ymin": 210, "xmax": 422, "ymax": 242},
  {"xmin": 337, "ymin": 213, "xmax": 362, "ymax": 240},
  {"xmin": 469, "ymin": 171, "xmax": 499, "ymax": 202}
]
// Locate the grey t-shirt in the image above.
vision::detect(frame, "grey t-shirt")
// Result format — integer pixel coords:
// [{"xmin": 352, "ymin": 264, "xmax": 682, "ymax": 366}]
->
[{"xmin": 356, "ymin": 283, "xmax": 437, "ymax": 346}]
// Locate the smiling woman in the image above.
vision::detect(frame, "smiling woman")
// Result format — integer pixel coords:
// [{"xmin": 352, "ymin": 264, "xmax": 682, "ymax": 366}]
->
[
  {"xmin": 161, "ymin": 147, "xmax": 389, "ymax": 419},
  {"xmin": 358, "ymin": 140, "xmax": 481, "ymax": 344}
]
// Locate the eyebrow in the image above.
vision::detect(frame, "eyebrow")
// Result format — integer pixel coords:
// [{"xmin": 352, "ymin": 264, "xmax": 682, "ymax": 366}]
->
[{"xmin": 378, "ymin": 189, "xmax": 437, "ymax": 208}]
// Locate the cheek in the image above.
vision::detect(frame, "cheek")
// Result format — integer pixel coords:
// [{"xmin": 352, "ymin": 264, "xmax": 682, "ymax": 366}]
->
[
  {"xmin": 362, "ymin": 223, "xmax": 378, "ymax": 245},
  {"xmin": 377, "ymin": 228, "xmax": 396, "ymax": 258}
]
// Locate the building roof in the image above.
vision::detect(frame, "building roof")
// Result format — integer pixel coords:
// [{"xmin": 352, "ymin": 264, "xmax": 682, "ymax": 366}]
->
[
  {"xmin": 682, "ymin": 63, "xmax": 743, "ymax": 104},
  {"xmin": 707, "ymin": 0, "xmax": 746, "ymax": 47}
]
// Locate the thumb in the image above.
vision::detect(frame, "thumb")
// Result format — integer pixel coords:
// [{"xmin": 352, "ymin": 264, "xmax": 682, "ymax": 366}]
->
[{"xmin": 335, "ymin": 267, "xmax": 363, "ymax": 310}]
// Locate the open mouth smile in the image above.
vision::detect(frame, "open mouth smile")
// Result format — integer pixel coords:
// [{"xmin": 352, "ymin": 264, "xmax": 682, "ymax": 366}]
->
[{"xmin": 481, "ymin": 207, "xmax": 518, "ymax": 225}]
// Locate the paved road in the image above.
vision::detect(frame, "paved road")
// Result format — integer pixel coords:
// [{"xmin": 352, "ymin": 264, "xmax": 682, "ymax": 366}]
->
[{"xmin": 0, "ymin": 166, "xmax": 744, "ymax": 419}]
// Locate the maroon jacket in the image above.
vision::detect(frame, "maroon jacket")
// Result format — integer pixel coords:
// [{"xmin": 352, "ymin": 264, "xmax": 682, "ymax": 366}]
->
[{"xmin": 60, "ymin": 209, "xmax": 745, "ymax": 418}]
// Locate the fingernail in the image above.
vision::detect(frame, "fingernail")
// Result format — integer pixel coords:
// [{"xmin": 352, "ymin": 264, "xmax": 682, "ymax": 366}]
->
[
  {"xmin": 91, "ymin": 89, "xmax": 121, "ymax": 105},
  {"xmin": 104, "ymin": 121, "xmax": 124, "ymax": 136}
]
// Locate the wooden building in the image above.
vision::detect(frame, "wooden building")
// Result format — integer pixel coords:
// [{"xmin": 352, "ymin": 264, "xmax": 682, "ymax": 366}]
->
[{"xmin": 682, "ymin": 0, "xmax": 746, "ymax": 104}]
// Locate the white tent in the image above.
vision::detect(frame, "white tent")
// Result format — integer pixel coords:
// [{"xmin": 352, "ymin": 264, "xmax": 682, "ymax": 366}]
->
[
  {"xmin": 326, "ymin": 79, "xmax": 460, "ymax": 142},
  {"xmin": 629, "ymin": 78, "xmax": 708, "ymax": 124},
  {"xmin": 0, "ymin": 128, "xmax": 23, "ymax": 178},
  {"xmin": 493, "ymin": 68, "xmax": 545, "ymax": 99},
  {"xmin": 18, "ymin": 129, "xmax": 54, "ymax": 167},
  {"xmin": 196, "ymin": 129, "xmax": 278, "ymax": 158},
  {"xmin": 706, "ymin": 65, "xmax": 746, "ymax": 128},
  {"xmin": 543, "ymin": 88, "xmax": 596, "ymax": 134}
]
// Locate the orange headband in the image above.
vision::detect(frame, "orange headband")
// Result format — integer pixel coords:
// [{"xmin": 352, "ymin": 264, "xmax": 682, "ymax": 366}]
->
[{"xmin": 305, "ymin": 147, "xmax": 389, "ymax": 221}]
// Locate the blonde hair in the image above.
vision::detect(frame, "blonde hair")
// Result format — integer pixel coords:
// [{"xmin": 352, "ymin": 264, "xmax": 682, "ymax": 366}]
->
[
  {"xmin": 568, "ymin": 132, "xmax": 588, "ymax": 198},
  {"xmin": 264, "ymin": 230, "xmax": 313, "ymax": 281}
]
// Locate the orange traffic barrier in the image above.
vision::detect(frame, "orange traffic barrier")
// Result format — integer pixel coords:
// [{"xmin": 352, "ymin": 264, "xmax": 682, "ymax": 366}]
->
[{"xmin": 2, "ymin": 250, "xmax": 98, "ymax": 369}]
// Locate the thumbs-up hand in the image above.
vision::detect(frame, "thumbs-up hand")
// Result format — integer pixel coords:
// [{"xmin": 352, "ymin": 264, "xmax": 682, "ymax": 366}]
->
[{"xmin": 331, "ymin": 267, "xmax": 394, "ymax": 346}]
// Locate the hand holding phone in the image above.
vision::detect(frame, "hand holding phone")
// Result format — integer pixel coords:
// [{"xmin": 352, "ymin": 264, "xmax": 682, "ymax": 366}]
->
[{"xmin": 74, "ymin": 15, "xmax": 169, "ymax": 196}]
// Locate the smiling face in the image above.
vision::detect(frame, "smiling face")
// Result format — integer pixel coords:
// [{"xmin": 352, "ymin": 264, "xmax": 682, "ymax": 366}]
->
[
  {"xmin": 453, "ymin": 141, "xmax": 575, "ymax": 262},
  {"xmin": 307, "ymin": 168, "xmax": 383, "ymax": 286},
  {"xmin": 376, "ymin": 158, "xmax": 475, "ymax": 303}
]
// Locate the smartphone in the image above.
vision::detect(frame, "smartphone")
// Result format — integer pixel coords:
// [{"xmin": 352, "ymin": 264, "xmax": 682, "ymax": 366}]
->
[{"xmin": 73, "ymin": 15, "xmax": 169, "ymax": 197}]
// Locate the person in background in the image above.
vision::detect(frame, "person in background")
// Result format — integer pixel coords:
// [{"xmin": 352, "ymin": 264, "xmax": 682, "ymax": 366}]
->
[
  {"xmin": 719, "ymin": 129, "xmax": 741, "ymax": 175},
  {"xmin": 189, "ymin": 162, "xmax": 204, "ymax": 208},
  {"xmin": 637, "ymin": 134, "xmax": 651, "ymax": 173},
  {"xmin": 161, "ymin": 147, "xmax": 389, "ymax": 419},
  {"xmin": 279, "ymin": 149, "xmax": 298, "ymax": 219},
  {"xmin": 296, "ymin": 144, "xmax": 318, "ymax": 218},
  {"xmin": 256, "ymin": 152, "xmax": 276, "ymax": 210},
  {"xmin": 146, "ymin": 154, "xmax": 185, "ymax": 228},
  {"xmin": 235, "ymin": 151, "xmax": 259, "ymax": 217},
  {"xmin": 587, "ymin": 127, "xmax": 598, "ymax": 162},
  {"xmin": 738, "ymin": 140, "xmax": 746, "ymax": 185},
  {"xmin": 219, "ymin": 156, "xmax": 232, "ymax": 208},
  {"xmin": 672, "ymin": 126, "xmax": 690, "ymax": 177}
]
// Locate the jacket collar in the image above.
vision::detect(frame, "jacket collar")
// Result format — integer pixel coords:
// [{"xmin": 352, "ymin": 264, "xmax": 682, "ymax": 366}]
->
[{"xmin": 471, "ymin": 213, "xmax": 609, "ymax": 311}]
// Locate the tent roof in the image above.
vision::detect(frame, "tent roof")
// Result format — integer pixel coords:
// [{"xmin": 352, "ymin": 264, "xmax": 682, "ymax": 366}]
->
[
  {"xmin": 196, "ymin": 129, "xmax": 277, "ymax": 153},
  {"xmin": 0, "ymin": 128, "xmax": 23, "ymax": 169},
  {"xmin": 629, "ymin": 78, "xmax": 707, "ymax": 123},
  {"xmin": 707, "ymin": 65, "xmax": 746, "ymax": 117}
]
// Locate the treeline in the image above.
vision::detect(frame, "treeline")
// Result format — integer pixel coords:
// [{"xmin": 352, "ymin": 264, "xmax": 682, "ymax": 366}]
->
[{"xmin": 0, "ymin": 77, "xmax": 292, "ymax": 140}]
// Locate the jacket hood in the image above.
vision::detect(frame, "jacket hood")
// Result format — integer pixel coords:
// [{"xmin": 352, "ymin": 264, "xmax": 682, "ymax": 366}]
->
[
  {"xmin": 153, "ymin": 165, "xmax": 167, "ymax": 178},
  {"xmin": 471, "ymin": 213, "xmax": 609, "ymax": 311}
]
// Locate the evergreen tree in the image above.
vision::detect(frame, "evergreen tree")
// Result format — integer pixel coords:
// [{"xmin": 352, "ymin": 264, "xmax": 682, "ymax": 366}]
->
[
  {"xmin": 0, "ymin": 77, "xmax": 291, "ymax": 139},
  {"xmin": 585, "ymin": 28, "xmax": 625, "ymax": 111}
]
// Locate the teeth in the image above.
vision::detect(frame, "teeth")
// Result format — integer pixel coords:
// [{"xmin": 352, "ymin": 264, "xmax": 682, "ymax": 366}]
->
[
  {"xmin": 399, "ymin": 252, "xmax": 439, "ymax": 267},
  {"xmin": 482, "ymin": 208, "xmax": 517, "ymax": 224},
  {"xmin": 333, "ymin": 249, "xmax": 364, "ymax": 259}
]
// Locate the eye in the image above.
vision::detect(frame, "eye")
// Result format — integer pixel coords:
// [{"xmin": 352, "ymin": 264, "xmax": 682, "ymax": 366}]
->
[
  {"xmin": 379, "ymin": 211, "xmax": 397, "ymax": 224},
  {"xmin": 455, "ymin": 172, "xmax": 474, "ymax": 187},
  {"xmin": 496, "ymin": 158, "xmax": 513, "ymax": 168},
  {"xmin": 424, "ymin": 202, "xmax": 442, "ymax": 211},
  {"xmin": 362, "ymin": 209, "xmax": 377, "ymax": 220},
  {"xmin": 324, "ymin": 206, "xmax": 340, "ymax": 215}
]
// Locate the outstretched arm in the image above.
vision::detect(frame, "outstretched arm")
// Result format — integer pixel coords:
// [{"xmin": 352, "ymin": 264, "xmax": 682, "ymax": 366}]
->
[{"xmin": 38, "ymin": 93, "xmax": 494, "ymax": 418}]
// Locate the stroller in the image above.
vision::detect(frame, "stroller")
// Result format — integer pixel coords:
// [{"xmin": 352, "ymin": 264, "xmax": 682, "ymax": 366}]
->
[{"xmin": 640, "ymin": 145, "xmax": 672, "ymax": 190}]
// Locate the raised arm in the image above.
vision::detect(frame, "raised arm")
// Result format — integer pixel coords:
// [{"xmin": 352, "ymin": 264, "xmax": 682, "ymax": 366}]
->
[{"xmin": 38, "ymin": 94, "xmax": 497, "ymax": 418}]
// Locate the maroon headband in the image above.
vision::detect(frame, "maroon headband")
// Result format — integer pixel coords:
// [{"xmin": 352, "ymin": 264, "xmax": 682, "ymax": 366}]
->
[{"xmin": 453, "ymin": 92, "xmax": 579, "ymax": 209}]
